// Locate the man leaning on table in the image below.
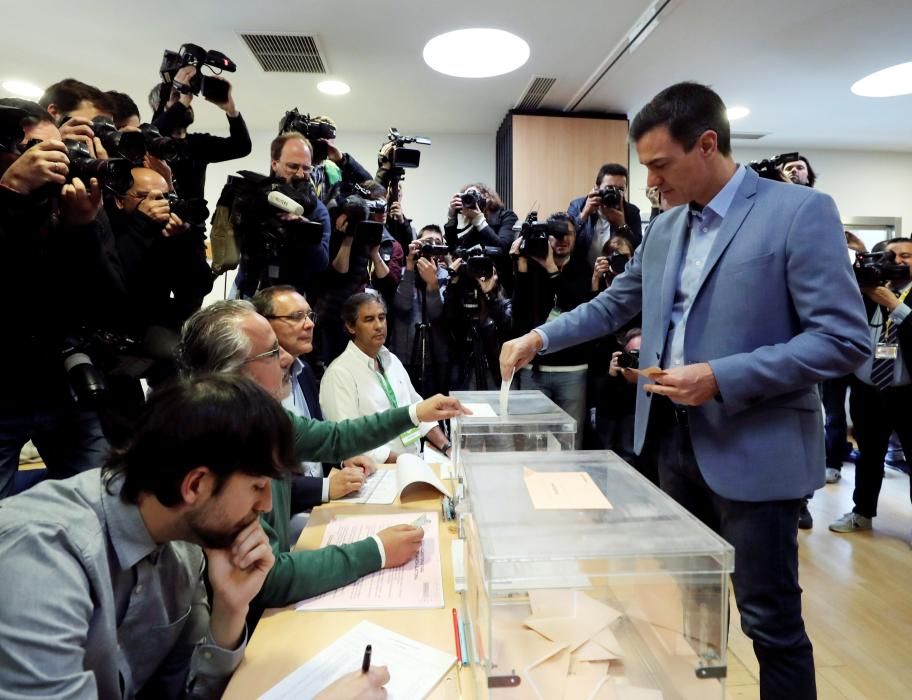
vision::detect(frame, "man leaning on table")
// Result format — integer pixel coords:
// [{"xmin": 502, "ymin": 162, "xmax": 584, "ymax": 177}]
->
[
  {"xmin": 177, "ymin": 300, "xmax": 465, "ymax": 624},
  {"xmin": 501, "ymin": 82, "xmax": 869, "ymax": 698}
]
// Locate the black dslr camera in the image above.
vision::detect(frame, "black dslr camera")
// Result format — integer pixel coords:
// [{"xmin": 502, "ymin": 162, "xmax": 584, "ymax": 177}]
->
[
  {"xmin": 853, "ymin": 250, "xmax": 911, "ymax": 288},
  {"xmin": 617, "ymin": 349, "xmax": 640, "ymax": 370},
  {"xmin": 598, "ymin": 185, "xmax": 624, "ymax": 209},
  {"xmin": 517, "ymin": 212, "xmax": 569, "ymax": 260},
  {"xmin": 341, "ymin": 187, "xmax": 386, "ymax": 247},
  {"xmin": 417, "ymin": 243, "xmax": 449, "ymax": 261},
  {"xmin": 278, "ymin": 109, "xmax": 337, "ymax": 162},
  {"xmin": 166, "ymin": 193, "xmax": 209, "ymax": 227},
  {"xmin": 63, "ymin": 139, "xmax": 133, "ymax": 194},
  {"xmin": 460, "ymin": 189, "xmax": 486, "ymax": 211},
  {"xmin": 748, "ymin": 152, "xmax": 799, "ymax": 182},
  {"xmin": 92, "ymin": 117, "xmax": 180, "ymax": 164},
  {"xmin": 454, "ymin": 244, "xmax": 500, "ymax": 280},
  {"xmin": 160, "ymin": 43, "xmax": 237, "ymax": 99}
]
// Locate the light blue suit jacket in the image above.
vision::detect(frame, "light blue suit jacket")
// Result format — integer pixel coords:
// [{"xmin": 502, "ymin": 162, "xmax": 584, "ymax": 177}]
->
[{"xmin": 539, "ymin": 167, "xmax": 869, "ymax": 501}]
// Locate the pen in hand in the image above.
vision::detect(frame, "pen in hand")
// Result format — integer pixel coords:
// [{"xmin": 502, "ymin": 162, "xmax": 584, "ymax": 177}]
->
[{"xmin": 362, "ymin": 644, "xmax": 372, "ymax": 673}]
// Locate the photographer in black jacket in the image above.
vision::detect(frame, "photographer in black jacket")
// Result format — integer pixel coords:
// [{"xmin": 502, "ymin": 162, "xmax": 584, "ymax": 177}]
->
[
  {"xmin": 444, "ymin": 182, "xmax": 518, "ymax": 293},
  {"xmin": 510, "ymin": 212, "xmax": 594, "ymax": 446},
  {"xmin": 0, "ymin": 100, "xmax": 123, "ymax": 496},
  {"xmin": 568, "ymin": 163, "xmax": 643, "ymax": 263}
]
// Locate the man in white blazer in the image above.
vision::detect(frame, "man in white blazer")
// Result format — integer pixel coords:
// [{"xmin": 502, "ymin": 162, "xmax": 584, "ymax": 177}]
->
[{"xmin": 501, "ymin": 82, "xmax": 869, "ymax": 699}]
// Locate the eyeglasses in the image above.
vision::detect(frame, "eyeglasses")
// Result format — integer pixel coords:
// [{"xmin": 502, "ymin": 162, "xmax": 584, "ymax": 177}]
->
[
  {"xmin": 243, "ymin": 341, "xmax": 281, "ymax": 364},
  {"xmin": 266, "ymin": 310, "xmax": 317, "ymax": 324}
]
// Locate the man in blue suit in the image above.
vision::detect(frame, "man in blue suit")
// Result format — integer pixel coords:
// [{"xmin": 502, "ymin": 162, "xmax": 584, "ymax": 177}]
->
[{"xmin": 501, "ymin": 82, "xmax": 869, "ymax": 699}]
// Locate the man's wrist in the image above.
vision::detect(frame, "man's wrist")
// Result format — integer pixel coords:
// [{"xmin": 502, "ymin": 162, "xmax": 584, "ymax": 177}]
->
[{"xmin": 371, "ymin": 534, "xmax": 386, "ymax": 567}]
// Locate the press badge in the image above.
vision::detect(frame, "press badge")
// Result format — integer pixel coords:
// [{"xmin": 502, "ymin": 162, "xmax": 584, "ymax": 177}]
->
[
  {"xmin": 875, "ymin": 343, "xmax": 898, "ymax": 359},
  {"xmin": 400, "ymin": 426, "xmax": 421, "ymax": 446}
]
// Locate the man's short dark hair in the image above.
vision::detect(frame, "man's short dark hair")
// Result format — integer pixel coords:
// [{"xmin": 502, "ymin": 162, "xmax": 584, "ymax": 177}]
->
[
  {"xmin": 630, "ymin": 81, "xmax": 732, "ymax": 156},
  {"xmin": 341, "ymin": 292, "xmax": 387, "ymax": 332},
  {"xmin": 38, "ymin": 78, "xmax": 111, "ymax": 115},
  {"xmin": 103, "ymin": 374, "xmax": 296, "ymax": 506},
  {"xmin": 595, "ymin": 163, "xmax": 628, "ymax": 184},
  {"xmin": 419, "ymin": 224, "xmax": 443, "ymax": 238},
  {"xmin": 105, "ymin": 90, "xmax": 140, "ymax": 126},
  {"xmin": 252, "ymin": 285, "xmax": 301, "ymax": 318},
  {"xmin": 547, "ymin": 211, "xmax": 575, "ymax": 231}
]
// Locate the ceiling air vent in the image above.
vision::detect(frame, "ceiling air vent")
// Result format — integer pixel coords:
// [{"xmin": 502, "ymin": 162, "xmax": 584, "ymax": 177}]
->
[
  {"xmin": 515, "ymin": 76, "xmax": 557, "ymax": 110},
  {"xmin": 238, "ymin": 33, "xmax": 326, "ymax": 73},
  {"xmin": 731, "ymin": 132, "xmax": 768, "ymax": 140}
]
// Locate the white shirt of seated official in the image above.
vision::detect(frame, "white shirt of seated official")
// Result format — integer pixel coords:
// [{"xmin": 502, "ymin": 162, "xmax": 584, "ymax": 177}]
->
[{"xmin": 320, "ymin": 341, "xmax": 435, "ymax": 463}]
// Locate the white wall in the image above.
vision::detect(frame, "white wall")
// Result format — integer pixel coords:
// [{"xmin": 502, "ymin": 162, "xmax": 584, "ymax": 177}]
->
[
  {"xmin": 627, "ymin": 144, "xmax": 912, "ymax": 238},
  {"xmin": 202, "ymin": 129, "xmax": 494, "ymax": 303}
]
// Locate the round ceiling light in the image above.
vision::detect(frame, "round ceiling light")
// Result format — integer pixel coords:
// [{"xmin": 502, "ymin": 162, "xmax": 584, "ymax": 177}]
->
[
  {"xmin": 317, "ymin": 80, "xmax": 351, "ymax": 96},
  {"xmin": 2, "ymin": 79, "xmax": 43, "ymax": 98},
  {"xmin": 423, "ymin": 28, "xmax": 530, "ymax": 78},
  {"xmin": 726, "ymin": 106, "xmax": 750, "ymax": 121},
  {"xmin": 851, "ymin": 62, "xmax": 912, "ymax": 97}
]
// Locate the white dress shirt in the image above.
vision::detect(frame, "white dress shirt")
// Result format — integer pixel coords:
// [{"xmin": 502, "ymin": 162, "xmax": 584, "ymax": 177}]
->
[{"xmin": 320, "ymin": 341, "xmax": 435, "ymax": 463}]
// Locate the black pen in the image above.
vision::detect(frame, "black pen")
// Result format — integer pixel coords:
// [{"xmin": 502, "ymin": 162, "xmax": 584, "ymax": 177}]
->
[{"xmin": 361, "ymin": 644, "xmax": 372, "ymax": 673}]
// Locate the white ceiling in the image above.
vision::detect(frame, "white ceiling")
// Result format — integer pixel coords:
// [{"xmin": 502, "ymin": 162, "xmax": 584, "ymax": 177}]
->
[{"xmin": 3, "ymin": 0, "xmax": 911, "ymax": 151}]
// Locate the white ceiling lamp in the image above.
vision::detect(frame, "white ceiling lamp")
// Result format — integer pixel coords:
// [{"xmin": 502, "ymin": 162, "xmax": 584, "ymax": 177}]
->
[
  {"xmin": 423, "ymin": 28, "xmax": 530, "ymax": 78},
  {"xmin": 851, "ymin": 62, "xmax": 912, "ymax": 97},
  {"xmin": 317, "ymin": 80, "xmax": 350, "ymax": 96},
  {"xmin": 2, "ymin": 79, "xmax": 43, "ymax": 98},
  {"xmin": 726, "ymin": 106, "xmax": 750, "ymax": 121}
]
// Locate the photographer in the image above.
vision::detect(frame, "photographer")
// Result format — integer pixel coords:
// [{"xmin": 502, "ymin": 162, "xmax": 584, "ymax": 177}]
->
[
  {"xmin": 510, "ymin": 212, "xmax": 594, "ymax": 446},
  {"xmin": 597, "ymin": 329, "xmax": 657, "ymax": 477},
  {"xmin": 780, "ymin": 155, "xmax": 817, "ymax": 187},
  {"xmin": 393, "ymin": 225, "xmax": 451, "ymax": 396},
  {"xmin": 567, "ymin": 163, "xmax": 643, "ymax": 265},
  {"xmin": 444, "ymin": 182, "xmax": 517, "ymax": 291},
  {"xmin": 38, "ymin": 78, "xmax": 114, "ymax": 159},
  {"xmin": 232, "ymin": 132, "xmax": 331, "ymax": 300},
  {"xmin": 0, "ymin": 100, "xmax": 120, "ymax": 497},
  {"xmin": 105, "ymin": 90, "xmax": 141, "ymax": 130},
  {"xmin": 444, "ymin": 242, "xmax": 512, "ymax": 390},
  {"xmin": 303, "ymin": 114, "xmax": 372, "ymax": 205},
  {"xmin": 316, "ymin": 181, "xmax": 403, "ymax": 363},
  {"xmin": 829, "ymin": 238, "xmax": 912, "ymax": 537}
]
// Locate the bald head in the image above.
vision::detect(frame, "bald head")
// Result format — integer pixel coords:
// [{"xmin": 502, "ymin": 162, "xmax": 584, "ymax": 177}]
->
[{"xmin": 117, "ymin": 167, "xmax": 169, "ymax": 213}]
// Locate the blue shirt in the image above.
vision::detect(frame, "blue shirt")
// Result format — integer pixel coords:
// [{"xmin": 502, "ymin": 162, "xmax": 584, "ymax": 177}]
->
[
  {"xmin": 663, "ymin": 166, "xmax": 747, "ymax": 369},
  {"xmin": 282, "ymin": 359, "xmax": 329, "ymax": 496}
]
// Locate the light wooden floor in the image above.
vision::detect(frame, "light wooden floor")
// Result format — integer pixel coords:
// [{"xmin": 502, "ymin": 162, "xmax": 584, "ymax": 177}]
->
[{"xmin": 725, "ymin": 463, "xmax": 912, "ymax": 699}]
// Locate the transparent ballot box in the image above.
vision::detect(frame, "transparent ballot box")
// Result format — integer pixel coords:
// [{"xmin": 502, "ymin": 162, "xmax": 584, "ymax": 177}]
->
[
  {"xmin": 450, "ymin": 390, "xmax": 577, "ymax": 470},
  {"xmin": 461, "ymin": 450, "xmax": 734, "ymax": 700}
]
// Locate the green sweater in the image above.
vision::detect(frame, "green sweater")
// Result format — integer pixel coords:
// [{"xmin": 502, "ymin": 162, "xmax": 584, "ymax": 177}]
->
[{"xmin": 254, "ymin": 406, "xmax": 413, "ymax": 610}]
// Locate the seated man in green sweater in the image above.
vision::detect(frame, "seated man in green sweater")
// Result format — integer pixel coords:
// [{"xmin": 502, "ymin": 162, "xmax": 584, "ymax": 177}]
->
[{"xmin": 178, "ymin": 300, "xmax": 464, "ymax": 620}]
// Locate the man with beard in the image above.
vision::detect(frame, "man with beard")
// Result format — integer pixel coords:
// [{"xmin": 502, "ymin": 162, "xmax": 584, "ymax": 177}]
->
[{"xmin": 0, "ymin": 375, "xmax": 287, "ymax": 699}]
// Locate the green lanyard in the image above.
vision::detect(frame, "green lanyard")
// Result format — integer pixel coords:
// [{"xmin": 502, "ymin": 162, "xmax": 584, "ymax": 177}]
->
[{"xmin": 375, "ymin": 360, "xmax": 398, "ymax": 408}]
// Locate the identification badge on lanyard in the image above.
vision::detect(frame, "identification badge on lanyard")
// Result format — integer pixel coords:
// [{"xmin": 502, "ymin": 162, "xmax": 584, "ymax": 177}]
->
[
  {"xmin": 375, "ymin": 362, "xmax": 421, "ymax": 446},
  {"xmin": 875, "ymin": 343, "xmax": 898, "ymax": 360}
]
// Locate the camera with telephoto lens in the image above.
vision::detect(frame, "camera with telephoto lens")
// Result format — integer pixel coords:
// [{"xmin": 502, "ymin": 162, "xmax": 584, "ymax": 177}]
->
[
  {"xmin": 160, "ymin": 43, "xmax": 236, "ymax": 97},
  {"xmin": 617, "ymin": 349, "xmax": 640, "ymax": 370},
  {"xmin": 60, "ymin": 329, "xmax": 141, "ymax": 408},
  {"xmin": 598, "ymin": 185, "xmax": 624, "ymax": 209},
  {"xmin": 165, "ymin": 193, "xmax": 209, "ymax": 227},
  {"xmin": 853, "ymin": 249, "xmax": 912, "ymax": 288},
  {"xmin": 278, "ymin": 109, "xmax": 337, "ymax": 162},
  {"xmin": 92, "ymin": 118, "xmax": 180, "ymax": 165},
  {"xmin": 748, "ymin": 152, "xmax": 799, "ymax": 182},
  {"xmin": 63, "ymin": 139, "xmax": 133, "ymax": 193},
  {"xmin": 451, "ymin": 244, "xmax": 501, "ymax": 322},
  {"xmin": 418, "ymin": 242, "xmax": 449, "ymax": 261},
  {"xmin": 453, "ymin": 244, "xmax": 500, "ymax": 280}
]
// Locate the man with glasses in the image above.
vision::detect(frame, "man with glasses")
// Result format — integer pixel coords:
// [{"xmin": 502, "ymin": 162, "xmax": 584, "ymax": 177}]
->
[
  {"xmin": 567, "ymin": 163, "xmax": 643, "ymax": 264},
  {"xmin": 178, "ymin": 300, "xmax": 465, "ymax": 622},
  {"xmin": 253, "ymin": 285, "xmax": 371, "ymax": 508}
]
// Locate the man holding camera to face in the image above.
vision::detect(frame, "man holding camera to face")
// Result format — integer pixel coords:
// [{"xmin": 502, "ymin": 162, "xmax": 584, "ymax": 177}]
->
[
  {"xmin": 510, "ymin": 212, "xmax": 594, "ymax": 445},
  {"xmin": 568, "ymin": 163, "xmax": 643, "ymax": 266},
  {"xmin": 393, "ymin": 225, "xmax": 452, "ymax": 396},
  {"xmin": 0, "ymin": 99, "xmax": 126, "ymax": 497}
]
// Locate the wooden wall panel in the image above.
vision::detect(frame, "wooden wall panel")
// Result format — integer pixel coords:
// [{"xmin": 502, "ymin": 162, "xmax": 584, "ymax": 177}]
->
[{"xmin": 510, "ymin": 114, "xmax": 629, "ymax": 220}]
